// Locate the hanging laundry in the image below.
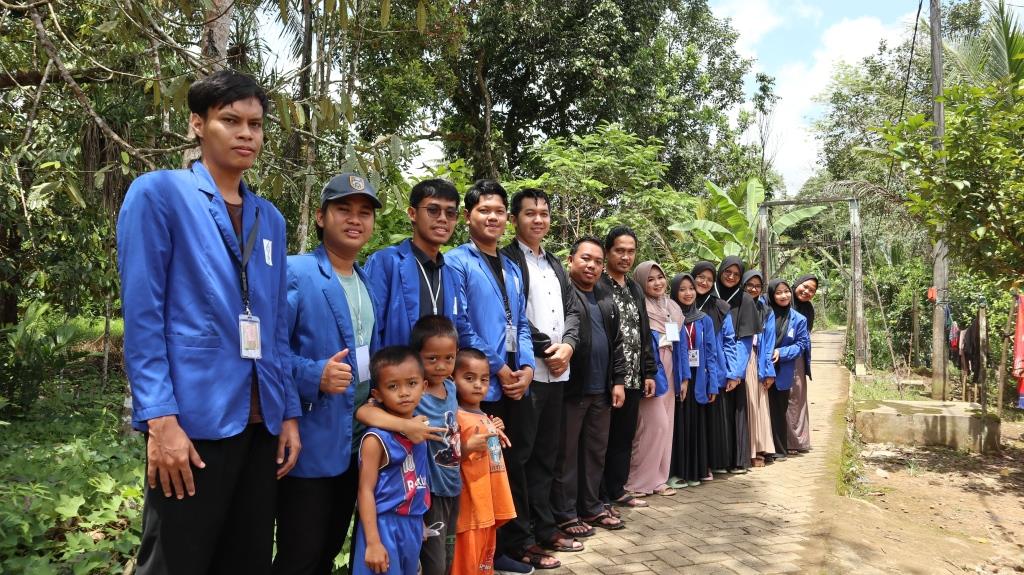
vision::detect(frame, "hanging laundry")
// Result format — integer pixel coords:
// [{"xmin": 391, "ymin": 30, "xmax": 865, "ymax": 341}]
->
[{"xmin": 1013, "ymin": 295, "xmax": 1024, "ymax": 408}]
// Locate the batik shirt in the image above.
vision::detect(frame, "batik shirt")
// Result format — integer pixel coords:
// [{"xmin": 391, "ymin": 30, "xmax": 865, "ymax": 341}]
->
[{"xmin": 606, "ymin": 275, "xmax": 642, "ymax": 390}]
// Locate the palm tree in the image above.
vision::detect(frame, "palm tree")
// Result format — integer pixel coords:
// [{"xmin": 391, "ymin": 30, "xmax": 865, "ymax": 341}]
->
[{"xmin": 946, "ymin": 0, "xmax": 1024, "ymax": 104}]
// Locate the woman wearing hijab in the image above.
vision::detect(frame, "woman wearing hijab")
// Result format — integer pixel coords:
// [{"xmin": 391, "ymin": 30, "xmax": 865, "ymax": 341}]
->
[
  {"xmin": 742, "ymin": 270, "xmax": 776, "ymax": 466},
  {"xmin": 714, "ymin": 256, "xmax": 759, "ymax": 473},
  {"xmin": 787, "ymin": 274, "xmax": 818, "ymax": 453},
  {"xmin": 668, "ymin": 273, "xmax": 720, "ymax": 487},
  {"xmin": 691, "ymin": 261, "xmax": 735, "ymax": 476},
  {"xmin": 765, "ymin": 279, "xmax": 810, "ymax": 459},
  {"xmin": 625, "ymin": 262, "xmax": 690, "ymax": 496},
  {"xmin": 792, "ymin": 274, "xmax": 818, "ymax": 333}
]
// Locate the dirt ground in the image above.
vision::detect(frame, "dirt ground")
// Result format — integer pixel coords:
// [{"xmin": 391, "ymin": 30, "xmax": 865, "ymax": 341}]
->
[{"xmin": 814, "ymin": 420, "xmax": 1024, "ymax": 574}]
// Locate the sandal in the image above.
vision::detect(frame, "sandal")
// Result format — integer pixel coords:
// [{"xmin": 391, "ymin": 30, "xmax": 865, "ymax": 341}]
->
[
  {"xmin": 603, "ymin": 503, "xmax": 623, "ymax": 519},
  {"xmin": 540, "ymin": 533, "xmax": 584, "ymax": 553},
  {"xmin": 654, "ymin": 486, "xmax": 677, "ymax": 496},
  {"xmin": 581, "ymin": 511, "xmax": 625, "ymax": 530},
  {"xmin": 514, "ymin": 545, "xmax": 561, "ymax": 569},
  {"xmin": 557, "ymin": 518, "xmax": 595, "ymax": 538},
  {"xmin": 612, "ymin": 494, "xmax": 648, "ymax": 508}
]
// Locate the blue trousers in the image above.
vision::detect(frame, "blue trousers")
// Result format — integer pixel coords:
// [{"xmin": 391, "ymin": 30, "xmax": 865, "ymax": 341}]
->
[{"xmin": 353, "ymin": 512, "xmax": 423, "ymax": 575}]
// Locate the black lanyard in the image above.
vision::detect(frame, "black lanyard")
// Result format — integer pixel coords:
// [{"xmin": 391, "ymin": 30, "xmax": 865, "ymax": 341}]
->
[{"xmin": 226, "ymin": 207, "xmax": 261, "ymax": 315}]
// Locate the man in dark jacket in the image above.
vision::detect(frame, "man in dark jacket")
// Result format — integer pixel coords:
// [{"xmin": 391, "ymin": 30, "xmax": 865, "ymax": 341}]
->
[
  {"xmin": 550, "ymin": 237, "xmax": 627, "ymax": 537},
  {"xmin": 601, "ymin": 226, "xmax": 658, "ymax": 509},
  {"xmin": 500, "ymin": 189, "xmax": 585, "ymax": 565}
]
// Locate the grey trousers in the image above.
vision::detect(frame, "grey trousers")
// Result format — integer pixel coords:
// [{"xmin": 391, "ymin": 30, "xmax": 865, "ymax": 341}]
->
[{"xmin": 551, "ymin": 393, "xmax": 611, "ymax": 522}]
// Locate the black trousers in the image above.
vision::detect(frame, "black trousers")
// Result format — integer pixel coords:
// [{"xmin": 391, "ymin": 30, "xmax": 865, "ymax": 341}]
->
[
  {"xmin": 602, "ymin": 388, "xmax": 642, "ymax": 501},
  {"xmin": 552, "ymin": 393, "xmax": 611, "ymax": 521},
  {"xmin": 768, "ymin": 386, "xmax": 791, "ymax": 457},
  {"xmin": 136, "ymin": 423, "xmax": 278, "ymax": 575},
  {"xmin": 495, "ymin": 380, "xmax": 565, "ymax": 550},
  {"xmin": 273, "ymin": 455, "xmax": 359, "ymax": 575}
]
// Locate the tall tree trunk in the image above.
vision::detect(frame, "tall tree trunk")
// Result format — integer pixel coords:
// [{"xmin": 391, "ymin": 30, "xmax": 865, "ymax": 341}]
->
[
  {"xmin": 294, "ymin": 0, "xmax": 316, "ymax": 252},
  {"xmin": 474, "ymin": 48, "xmax": 498, "ymax": 179}
]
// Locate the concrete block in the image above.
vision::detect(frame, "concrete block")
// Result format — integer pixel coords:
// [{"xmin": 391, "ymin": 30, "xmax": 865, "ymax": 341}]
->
[{"xmin": 854, "ymin": 400, "xmax": 1000, "ymax": 453}]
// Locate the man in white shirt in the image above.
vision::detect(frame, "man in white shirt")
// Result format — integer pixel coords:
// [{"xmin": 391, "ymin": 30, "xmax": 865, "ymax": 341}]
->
[{"xmin": 500, "ymin": 188, "xmax": 584, "ymax": 567}]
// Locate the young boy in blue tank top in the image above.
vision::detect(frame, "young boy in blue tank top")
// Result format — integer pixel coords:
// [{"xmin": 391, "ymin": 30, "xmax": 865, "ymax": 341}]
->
[
  {"xmin": 357, "ymin": 315, "xmax": 463, "ymax": 575},
  {"xmin": 355, "ymin": 347, "xmax": 432, "ymax": 575}
]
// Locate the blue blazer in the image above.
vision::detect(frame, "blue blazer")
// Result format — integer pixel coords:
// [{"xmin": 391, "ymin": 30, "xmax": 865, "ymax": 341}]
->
[
  {"xmin": 117, "ymin": 162, "xmax": 299, "ymax": 440},
  {"xmin": 754, "ymin": 298, "xmax": 777, "ymax": 380},
  {"xmin": 681, "ymin": 316, "xmax": 720, "ymax": 404},
  {"xmin": 715, "ymin": 315, "xmax": 739, "ymax": 391},
  {"xmin": 648, "ymin": 329, "xmax": 692, "ymax": 398},
  {"xmin": 363, "ymin": 239, "xmax": 458, "ymax": 347},
  {"xmin": 772, "ymin": 309, "xmax": 810, "ymax": 391},
  {"xmin": 286, "ymin": 244, "xmax": 382, "ymax": 478},
  {"xmin": 446, "ymin": 243, "xmax": 535, "ymax": 402}
]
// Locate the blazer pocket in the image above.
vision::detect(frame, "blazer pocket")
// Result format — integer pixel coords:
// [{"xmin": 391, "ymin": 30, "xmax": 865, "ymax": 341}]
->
[{"xmin": 166, "ymin": 334, "xmax": 221, "ymax": 349}]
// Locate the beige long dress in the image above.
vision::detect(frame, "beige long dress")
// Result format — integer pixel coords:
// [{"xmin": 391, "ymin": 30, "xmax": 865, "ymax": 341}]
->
[
  {"xmin": 786, "ymin": 358, "xmax": 812, "ymax": 451},
  {"xmin": 745, "ymin": 348, "xmax": 774, "ymax": 458},
  {"xmin": 625, "ymin": 342, "xmax": 676, "ymax": 494}
]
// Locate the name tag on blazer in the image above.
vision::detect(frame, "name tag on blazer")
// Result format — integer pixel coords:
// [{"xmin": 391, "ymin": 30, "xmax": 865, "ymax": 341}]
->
[{"xmin": 788, "ymin": 328, "xmax": 795, "ymax": 338}]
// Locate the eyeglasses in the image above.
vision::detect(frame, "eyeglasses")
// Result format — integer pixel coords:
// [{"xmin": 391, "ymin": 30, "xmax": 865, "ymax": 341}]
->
[
  {"xmin": 721, "ymin": 270, "xmax": 740, "ymax": 279},
  {"xmin": 745, "ymin": 284, "xmax": 762, "ymax": 292},
  {"xmin": 418, "ymin": 205, "xmax": 459, "ymax": 220}
]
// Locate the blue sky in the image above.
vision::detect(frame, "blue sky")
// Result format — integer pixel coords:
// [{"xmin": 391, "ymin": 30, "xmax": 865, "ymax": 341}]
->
[{"xmin": 710, "ymin": 0, "xmax": 922, "ymax": 193}]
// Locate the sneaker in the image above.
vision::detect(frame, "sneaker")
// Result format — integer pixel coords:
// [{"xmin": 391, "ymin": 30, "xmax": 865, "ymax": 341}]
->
[{"xmin": 494, "ymin": 554, "xmax": 535, "ymax": 575}]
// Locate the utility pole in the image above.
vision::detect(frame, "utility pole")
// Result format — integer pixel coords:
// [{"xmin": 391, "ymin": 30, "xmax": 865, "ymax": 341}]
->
[
  {"xmin": 758, "ymin": 204, "xmax": 770, "ymax": 279},
  {"xmin": 930, "ymin": 0, "xmax": 949, "ymax": 400},
  {"xmin": 850, "ymin": 199, "xmax": 867, "ymax": 376}
]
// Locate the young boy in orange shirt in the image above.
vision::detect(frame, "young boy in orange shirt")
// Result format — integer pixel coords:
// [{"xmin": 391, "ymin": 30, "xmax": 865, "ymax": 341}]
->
[{"xmin": 451, "ymin": 349, "xmax": 515, "ymax": 575}]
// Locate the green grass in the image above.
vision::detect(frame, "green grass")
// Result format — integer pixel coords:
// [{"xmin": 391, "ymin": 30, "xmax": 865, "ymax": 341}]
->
[
  {"xmin": 851, "ymin": 375, "xmax": 930, "ymax": 401},
  {"xmin": 65, "ymin": 316, "xmax": 124, "ymax": 343}
]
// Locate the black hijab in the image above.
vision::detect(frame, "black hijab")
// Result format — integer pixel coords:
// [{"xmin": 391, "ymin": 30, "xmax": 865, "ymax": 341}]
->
[
  {"xmin": 767, "ymin": 278, "xmax": 792, "ymax": 348},
  {"xmin": 692, "ymin": 261, "xmax": 731, "ymax": 332},
  {"xmin": 792, "ymin": 273, "xmax": 818, "ymax": 332},
  {"xmin": 742, "ymin": 269, "xmax": 770, "ymax": 324},
  {"xmin": 716, "ymin": 256, "xmax": 760, "ymax": 338},
  {"xmin": 670, "ymin": 273, "xmax": 706, "ymax": 324}
]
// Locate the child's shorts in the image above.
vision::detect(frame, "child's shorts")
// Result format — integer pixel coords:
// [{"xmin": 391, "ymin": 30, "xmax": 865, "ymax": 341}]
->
[
  {"xmin": 353, "ymin": 512, "xmax": 423, "ymax": 575},
  {"xmin": 452, "ymin": 526, "xmax": 497, "ymax": 575}
]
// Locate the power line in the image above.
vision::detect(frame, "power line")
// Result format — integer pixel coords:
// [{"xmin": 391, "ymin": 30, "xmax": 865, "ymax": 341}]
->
[{"xmin": 885, "ymin": 0, "xmax": 925, "ymax": 192}]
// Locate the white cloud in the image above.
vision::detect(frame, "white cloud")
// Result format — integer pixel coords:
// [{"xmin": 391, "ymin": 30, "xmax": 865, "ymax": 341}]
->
[
  {"xmin": 770, "ymin": 14, "xmax": 914, "ymax": 194},
  {"xmin": 712, "ymin": 0, "xmax": 784, "ymax": 58}
]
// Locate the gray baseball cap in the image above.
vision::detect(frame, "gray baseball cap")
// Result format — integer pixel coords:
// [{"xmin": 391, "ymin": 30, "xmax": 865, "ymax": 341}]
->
[{"xmin": 320, "ymin": 173, "xmax": 382, "ymax": 209}]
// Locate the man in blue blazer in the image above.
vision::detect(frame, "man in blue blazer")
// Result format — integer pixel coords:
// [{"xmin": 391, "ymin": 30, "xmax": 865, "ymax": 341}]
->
[
  {"xmin": 117, "ymin": 70, "xmax": 301, "ymax": 574},
  {"xmin": 274, "ymin": 173, "xmax": 383, "ymax": 575},
  {"xmin": 363, "ymin": 178, "xmax": 460, "ymax": 347},
  {"xmin": 447, "ymin": 179, "xmax": 535, "ymax": 574}
]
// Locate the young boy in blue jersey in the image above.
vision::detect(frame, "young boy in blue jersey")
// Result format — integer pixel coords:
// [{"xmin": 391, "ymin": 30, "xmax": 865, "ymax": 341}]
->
[
  {"xmin": 357, "ymin": 316, "xmax": 462, "ymax": 575},
  {"xmin": 356, "ymin": 347, "xmax": 432, "ymax": 575}
]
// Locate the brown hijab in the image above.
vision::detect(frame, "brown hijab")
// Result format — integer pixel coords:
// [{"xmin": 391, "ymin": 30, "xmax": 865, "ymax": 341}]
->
[{"xmin": 633, "ymin": 261, "xmax": 684, "ymax": 335}]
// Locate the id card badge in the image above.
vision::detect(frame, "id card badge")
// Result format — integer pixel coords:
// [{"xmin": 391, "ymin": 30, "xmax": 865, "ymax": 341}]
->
[
  {"xmin": 505, "ymin": 323, "xmax": 518, "ymax": 353},
  {"xmin": 239, "ymin": 314, "xmax": 262, "ymax": 359},
  {"xmin": 753, "ymin": 333, "xmax": 759, "ymax": 347},
  {"xmin": 688, "ymin": 348, "xmax": 700, "ymax": 367},
  {"xmin": 356, "ymin": 346, "xmax": 371, "ymax": 382},
  {"xmin": 665, "ymin": 322, "xmax": 680, "ymax": 343}
]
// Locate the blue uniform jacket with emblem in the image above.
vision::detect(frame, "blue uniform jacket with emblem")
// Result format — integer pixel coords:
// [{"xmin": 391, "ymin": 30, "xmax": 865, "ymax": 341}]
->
[
  {"xmin": 363, "ymin": 238, "xmax": 458, "ymax": 347},
  {"xmin": 117, "ymin": 162, "xmax": 299, "ymax": 439},
  {"xmin": 286, "ymin": 244, "xmax": 381, "ymax": 478},
  {"xmin": 681, "ymin": 315, "xmax": 721, "ymax": 404},
  {"xmin": 772, "ymin": 309, "xmax": 810, "ymax": 391},
  {"xmin": 446, "ymin": 243, "xmax": 535, "ymax": 402}
]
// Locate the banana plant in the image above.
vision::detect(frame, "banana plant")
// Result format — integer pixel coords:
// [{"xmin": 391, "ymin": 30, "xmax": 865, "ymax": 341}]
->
[{"xmin": 668, "ymin": 177, "xmax": 825, "ymax": 265}]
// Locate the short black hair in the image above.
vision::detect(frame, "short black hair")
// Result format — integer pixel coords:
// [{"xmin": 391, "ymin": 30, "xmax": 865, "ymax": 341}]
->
[
  {"xmin": 464, "ymin": 179, "xmax": 508, "ymax": 212},
  {"xmin": 510, "ymin": 188, "xmax": 550, "ymax": 216},
  {"xmin": 410, "ymin": 315, "xmax": 458, "ymax": 352},
  {"xmin": 410, "ymin": 178, "xmax": 460, "ymax": 208},
  {"xmin": 188, "ymin": 69, "xmax": 269, "ymax": 117},
  {"xmin": 315, "ymin": 196, "xmax": 375, "ymax": 241},
  {"xmin": 604, "ymin": 226, "xmax": 638, "ymax": 252},
  {"xmin": 570, "ymin": 236, "xmax": 605, "ymax": 257},
  {"xmin": 454, "ymin": 347, "xmax": 489, "ymax": 373},
  {"xmin": 370, "ymin": 346, "xmax": 424, "ymax": 388}
]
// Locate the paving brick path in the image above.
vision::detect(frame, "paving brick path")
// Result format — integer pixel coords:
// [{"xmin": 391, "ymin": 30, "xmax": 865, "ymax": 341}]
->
[{"xmin": 552, "ymin": 330, "xmax": 849, "ymax": 575}]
